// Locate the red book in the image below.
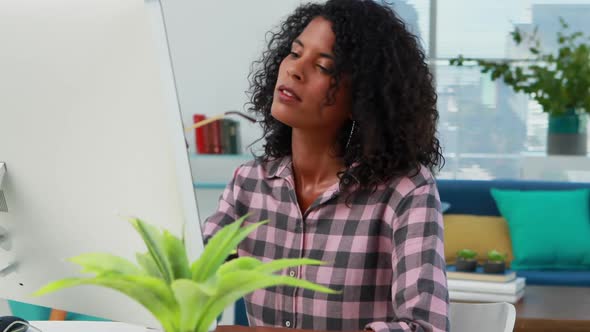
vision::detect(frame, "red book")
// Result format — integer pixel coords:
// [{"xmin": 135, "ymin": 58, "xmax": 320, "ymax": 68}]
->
[
  {"xmin": 208, "ymin": 119, "xmax": 223, "ymax": 154},
  {"xmin": 193, "ymin": 114, "xmax": 207, "ymax": 153}
]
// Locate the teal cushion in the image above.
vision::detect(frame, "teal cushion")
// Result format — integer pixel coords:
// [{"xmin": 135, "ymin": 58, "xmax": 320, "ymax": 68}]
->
[
  {"xmin": 8, "ymin": 301, "xmax": 51, "ymax": 320},
  {"xmin": 490, "ymin": 188, "xmax": 590, "ymax": 270},
  {"xmin": 8, "ymin": 300, "xmax": 108, "ymax": 321}
]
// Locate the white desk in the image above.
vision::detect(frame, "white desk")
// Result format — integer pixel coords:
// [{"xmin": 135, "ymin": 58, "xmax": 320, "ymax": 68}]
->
[
  {"xmin": 28, "ymin": 321, "xmax": 218, "ymax": 332},
  {"xmin": 28, "ymin": 321, "xmax": 158, "ymax": 332}
]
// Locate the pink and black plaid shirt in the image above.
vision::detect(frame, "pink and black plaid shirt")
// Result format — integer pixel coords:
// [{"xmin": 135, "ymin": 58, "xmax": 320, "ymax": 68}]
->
[{"xmin": 203, "ymin": 156, "xmax": 449, "ymax": 332}]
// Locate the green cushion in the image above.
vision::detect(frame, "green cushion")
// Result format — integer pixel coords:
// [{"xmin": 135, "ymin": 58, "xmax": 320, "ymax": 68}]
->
[{"xmin": 490, "ymin": 188, "xmax": 590, "ymax": 270}]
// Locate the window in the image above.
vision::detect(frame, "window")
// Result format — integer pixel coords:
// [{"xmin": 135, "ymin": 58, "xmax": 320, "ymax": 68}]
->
[{"xmin": 390, "ymin": 0, "xmax": 590, "ymax": 181}]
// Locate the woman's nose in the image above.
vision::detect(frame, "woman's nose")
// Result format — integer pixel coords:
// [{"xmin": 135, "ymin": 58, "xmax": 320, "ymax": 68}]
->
[{"xmin": 286, "ymin": 60, "xmax": 304, "ymax": 82}]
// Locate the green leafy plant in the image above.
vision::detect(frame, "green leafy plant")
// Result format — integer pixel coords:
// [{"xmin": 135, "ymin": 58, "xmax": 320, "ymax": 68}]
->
[
  {"xmin": 456, "ymin": 249, "xmax": 477, "ymax": 260},
  {"xmin": 34, "ymin": 215, "xmax": 337, "ymax": 332},
  {"xmin": 450, "ymin": 18, "xmax": 590, "ymax": 116},
  {"xmin": 487, "ymin": 249, "xmax": 507, "ymax": 263}
]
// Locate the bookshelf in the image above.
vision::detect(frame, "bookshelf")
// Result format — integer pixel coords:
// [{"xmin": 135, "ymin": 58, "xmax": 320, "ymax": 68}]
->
[
  {"xmin": 190, "ymin": 153, "xmax": 253, "ymax": 185},
  {"xmin": 189, "ymin": 154, "xmax": 254, "ymax": 223}
]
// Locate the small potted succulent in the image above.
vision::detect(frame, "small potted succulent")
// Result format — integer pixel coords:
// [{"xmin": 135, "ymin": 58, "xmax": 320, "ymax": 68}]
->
[
  {"xmin": 483, "ymin": 249, "xmax": 507, "ymax": 274},
  {"xmin": 455, "ymin": 249, "xmax": 478, "ymax": 272}
]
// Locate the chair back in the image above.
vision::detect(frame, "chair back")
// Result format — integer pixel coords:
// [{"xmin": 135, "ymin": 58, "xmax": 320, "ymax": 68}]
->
[{"xmin": 449, "ymin": 302, "xmax": 516, "ymax": 332}]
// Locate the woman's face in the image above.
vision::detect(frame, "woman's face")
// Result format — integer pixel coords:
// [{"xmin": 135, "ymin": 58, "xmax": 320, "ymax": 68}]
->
[{"xmin": 271, "ymin": 17, "xmax": 351, "ymax": 134}]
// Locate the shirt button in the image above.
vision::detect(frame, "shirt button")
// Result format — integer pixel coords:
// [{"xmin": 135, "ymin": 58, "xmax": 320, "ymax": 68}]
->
[
  {"xmin": 289, "ymin": 270, "xmax": 296, "ymax": 277},
  {"xmin": 285, "ymin": 320, "xmax": 291, "ymax": 327}
]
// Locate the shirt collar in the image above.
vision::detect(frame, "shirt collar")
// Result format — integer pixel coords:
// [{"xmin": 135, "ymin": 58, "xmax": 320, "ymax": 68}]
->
[
  {"xmin": 263, "ymin": 155, "xmax": 293, "ymax": 179},
  {"xmin": 264, "ymin": 155, "xmax": 360, "ymax": 200}
]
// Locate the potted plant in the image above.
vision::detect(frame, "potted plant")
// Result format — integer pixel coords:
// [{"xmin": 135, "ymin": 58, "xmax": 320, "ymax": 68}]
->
[
  {"xmin": 450, "ymin": 18, "xmax": 590, "ymax": 155},
  {"xmin": 34, "ymin": 214, "xmax": 337, "ymax": 332},
  {"xmin": 455, "ymin": 249, "xmax": 478, "ymax": 272},
  {"xmin": 483, "ymin": 249, "xmax": 507, "ymax": 274}
]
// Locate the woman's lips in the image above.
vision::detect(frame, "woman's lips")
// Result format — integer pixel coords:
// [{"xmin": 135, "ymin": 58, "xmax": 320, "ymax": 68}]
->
[{"xmin": 277, "ymin": 85, "xmax": 301, "ymax": 103}]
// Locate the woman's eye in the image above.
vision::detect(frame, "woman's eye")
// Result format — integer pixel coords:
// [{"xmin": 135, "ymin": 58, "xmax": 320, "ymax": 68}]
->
[
  {"xmin": 317, "ymin": 65, "xmax": 333, "ymax": 74},
  {"xmin": 289, "ymin": 51, "xmax": 300, "ymax": 58}
]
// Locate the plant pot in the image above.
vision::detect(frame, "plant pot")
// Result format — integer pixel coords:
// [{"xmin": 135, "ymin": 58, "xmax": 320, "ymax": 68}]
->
[
  {"xmin": 547, "ymin": 109, "xmax": 588, "ymax": 156},
  {"xmin": 455, "ymin": 257, "xmax": 477, "ymax": 272},
  {"xmin": 483, "ymin": 260, "xmax": 506, "ymax": 274}
]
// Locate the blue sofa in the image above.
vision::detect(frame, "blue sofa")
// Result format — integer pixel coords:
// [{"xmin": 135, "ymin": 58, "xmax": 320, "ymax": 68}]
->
[{"xmin": 437, "ymin": 179, "xmax": 590, "ymax": 287}]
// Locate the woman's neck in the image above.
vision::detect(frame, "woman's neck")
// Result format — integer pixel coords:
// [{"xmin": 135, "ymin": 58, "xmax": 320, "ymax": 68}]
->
[{"xmin": 290, "ymin": 128, "xmax": 345, "ymax": 187}]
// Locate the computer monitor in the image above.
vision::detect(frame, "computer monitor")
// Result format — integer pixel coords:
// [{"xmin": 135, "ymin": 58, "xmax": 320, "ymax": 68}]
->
[{"xmin": 0, "ymin": 0, "xmax": 204, "ymax": 328}]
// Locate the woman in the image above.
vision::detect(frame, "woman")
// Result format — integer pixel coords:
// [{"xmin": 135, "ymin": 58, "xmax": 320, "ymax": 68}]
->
[{"xmin": 203, "ymin": 1, "xmax": 448, "ymax": 331}]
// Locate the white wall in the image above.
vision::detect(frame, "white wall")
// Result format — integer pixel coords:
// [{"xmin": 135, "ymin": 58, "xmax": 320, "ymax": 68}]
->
[{"xmin": 161, "ymin": 0, "xmax": 305, "ymax": 155}]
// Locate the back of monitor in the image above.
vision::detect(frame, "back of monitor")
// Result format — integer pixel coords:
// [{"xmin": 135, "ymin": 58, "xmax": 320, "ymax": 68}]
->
[{"xmin": 0, "ymin": 0, "xmax": 203, "ymax": 327}]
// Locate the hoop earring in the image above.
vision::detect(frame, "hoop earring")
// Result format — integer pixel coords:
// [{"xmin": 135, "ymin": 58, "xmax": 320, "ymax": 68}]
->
[{"xmin": 345, "ymin": 121, "xmax": 355, "ymax": 150}]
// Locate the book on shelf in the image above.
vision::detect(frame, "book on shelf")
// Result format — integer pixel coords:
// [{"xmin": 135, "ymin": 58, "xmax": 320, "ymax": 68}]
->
[
  {"xmin": 446, "ymin": 265, "xmax": 516, "ymax": 283},
  {"xmin": 448, "ymin": 277, "xmax": 525, "ymax": 295},
  {"xmin": 207, "ymin": 119, "xmax": 223, "ymax": 154},
  {"xmin": 193, "ymin": 114, "xmax": 207, "ymax": 153},
  {"xmin": 221, "ymin": 119, "xmax": 240, "ymax": 154},
  {"xmin": 193, "ymin": 114, "xmax": 241, "ymax": 155},
  {"xmin": 231, "ymin": 120, "xmax": 241, "ymax": 154},
  {"xmin": 449, "ymin": 289, "xmax": 525, "ymax": 304}
]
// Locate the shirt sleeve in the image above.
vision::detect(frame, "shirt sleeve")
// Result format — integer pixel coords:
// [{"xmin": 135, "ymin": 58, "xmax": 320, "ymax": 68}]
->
[
  {"xmin": 366, "ymin": 181, "xmax": 449, "ymax": 332},
  {"xmin": 201, "ymin": 167, "xmax": 240, "ymax": 244}
]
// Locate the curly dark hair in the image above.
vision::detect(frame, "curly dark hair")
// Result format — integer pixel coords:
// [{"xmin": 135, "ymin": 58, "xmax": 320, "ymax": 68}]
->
[{"xmin": 248, "ymin": 0, "xmax": 444, "ymax": 194}]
